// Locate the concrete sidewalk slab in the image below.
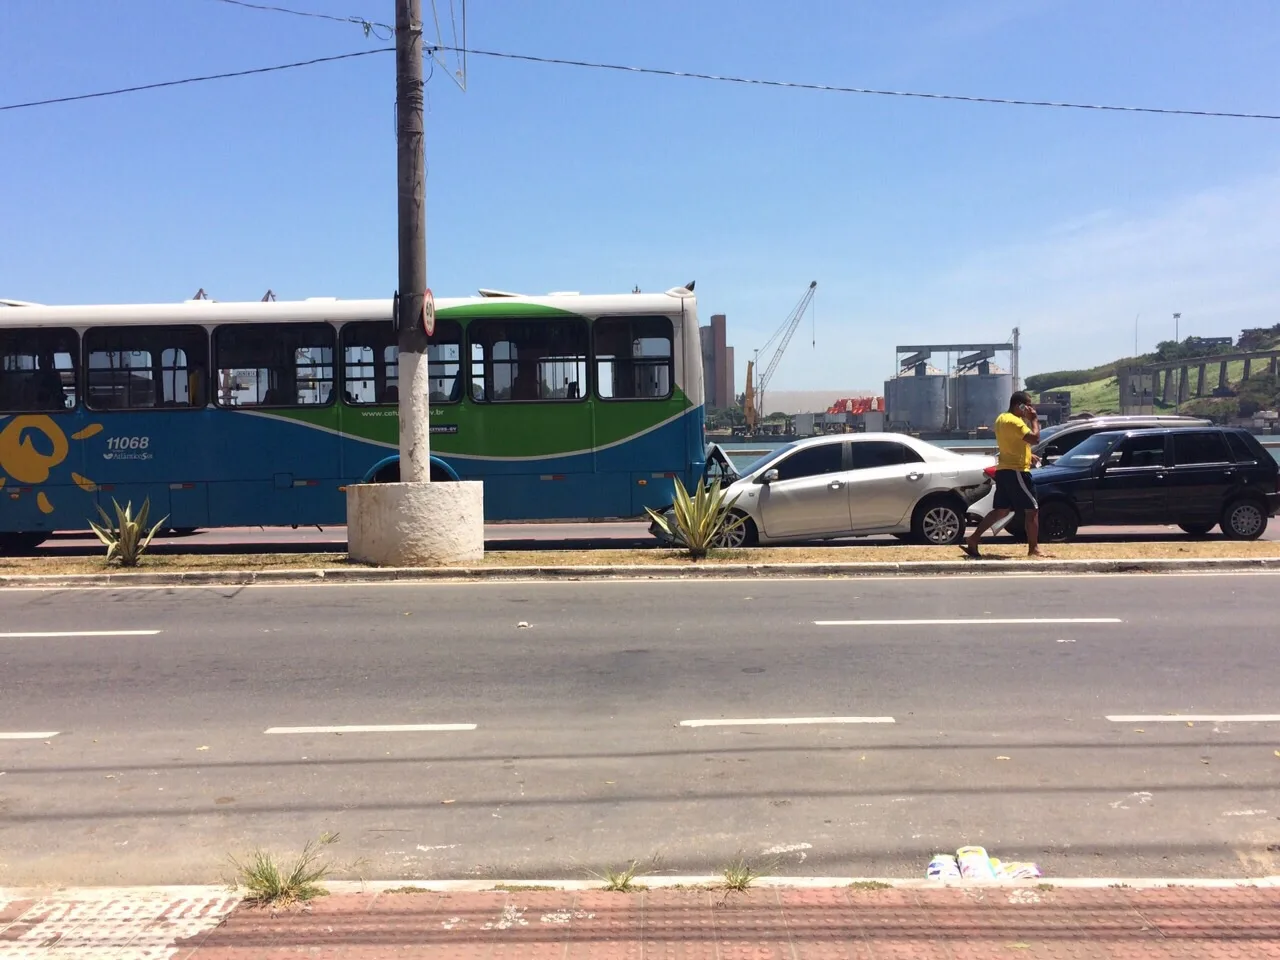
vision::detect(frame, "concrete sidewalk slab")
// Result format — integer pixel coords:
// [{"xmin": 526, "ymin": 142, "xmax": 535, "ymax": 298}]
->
[
  {"xmin": 177, "ymin": 885, "xmax": 1280, "ymax": 959},
  {"xmin": 0, "ymin": 886, "xmax": 237, "ymax": 959}
]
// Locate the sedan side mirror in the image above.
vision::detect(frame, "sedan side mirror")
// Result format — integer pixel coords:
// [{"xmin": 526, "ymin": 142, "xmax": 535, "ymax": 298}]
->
[{"xmin": 759, "ymin": 468, "xmax": 779, "ymax": 484}]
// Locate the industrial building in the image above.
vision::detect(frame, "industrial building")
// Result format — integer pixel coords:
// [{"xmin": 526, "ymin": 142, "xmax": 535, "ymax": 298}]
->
[
  {"xmin": 699, "ymin": 314, "xmax": 736, "ymax": 409},
  {"xmin": 884, "ymin": 336, "xmax": 1021, "ymax": 437}
]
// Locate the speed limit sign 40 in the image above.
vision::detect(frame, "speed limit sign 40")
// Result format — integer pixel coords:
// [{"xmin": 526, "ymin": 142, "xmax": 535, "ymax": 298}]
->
[{"xmin": 423, "ymin": 288, "xmax": 436, "ymax": 336}]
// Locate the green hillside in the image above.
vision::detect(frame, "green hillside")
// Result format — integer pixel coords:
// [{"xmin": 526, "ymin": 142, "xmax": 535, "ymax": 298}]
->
[{"xmin": 1027, "ymin": 327, "xmax": 1280, "ymax": 421}]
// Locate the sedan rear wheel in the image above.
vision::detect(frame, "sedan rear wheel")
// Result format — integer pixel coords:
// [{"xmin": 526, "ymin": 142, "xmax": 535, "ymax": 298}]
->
[{"xmin": 912, "ymin": 500, "xmax": 965, "ymax": 546}]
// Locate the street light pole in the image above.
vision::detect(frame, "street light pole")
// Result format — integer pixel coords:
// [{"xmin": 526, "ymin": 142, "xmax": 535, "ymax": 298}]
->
[
  {"xmin": 396, "ymin": 0, "xmax": 431, "ymax": 483},
  {"xmin": 1173, "ymin": 312, "xmax": 1181, "ymax": 409}
]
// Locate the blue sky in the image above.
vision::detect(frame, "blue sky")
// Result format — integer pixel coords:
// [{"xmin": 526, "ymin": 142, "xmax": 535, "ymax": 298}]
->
[{"xmin": 3, "ymin": 0, "xmax": 1279, "ymax": 393}]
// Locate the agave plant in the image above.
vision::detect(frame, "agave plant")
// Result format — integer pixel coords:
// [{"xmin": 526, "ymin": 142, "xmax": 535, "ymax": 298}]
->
[
  {"xmin": 88, "ymin": 498, "xmax": 168, "ymax": 567},
  {"xmin": 645, "ymin": 478, "xmax": 744, "ymax": 560}
]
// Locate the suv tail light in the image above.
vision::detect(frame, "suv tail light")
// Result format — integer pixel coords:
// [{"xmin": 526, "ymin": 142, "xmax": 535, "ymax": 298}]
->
[{"xmin": 983, "ymin": 466, "xmax": 997, "ymax": 479}]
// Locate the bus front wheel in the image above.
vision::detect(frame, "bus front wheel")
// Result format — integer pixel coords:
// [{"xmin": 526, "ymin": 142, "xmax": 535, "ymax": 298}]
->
[{"xmin": 371, "ymin": 462, "xmax": 455, "ymax": 483}]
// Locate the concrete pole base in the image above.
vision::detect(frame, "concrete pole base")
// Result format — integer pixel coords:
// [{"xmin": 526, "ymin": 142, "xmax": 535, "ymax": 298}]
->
[{"xmin": 347, "ymin": 481, "xmax": 484, "ymax": 566}]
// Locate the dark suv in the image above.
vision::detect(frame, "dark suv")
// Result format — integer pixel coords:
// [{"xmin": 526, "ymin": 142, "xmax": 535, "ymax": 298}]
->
[
  {"xmin": 1030, "ymin": 426, "xmax": 1280, "ymax": 541},
  {"xmin": 1036, "ymin": 415, "xmax": 1210, "ymax": 465}
]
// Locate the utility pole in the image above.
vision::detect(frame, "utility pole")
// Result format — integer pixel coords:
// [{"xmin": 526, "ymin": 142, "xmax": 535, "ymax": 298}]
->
[
  {"xmin": 346, "ymin": 0, "xmax": 482, "ymax": 567},
  {"xmin": 396, "ymin": 0, "xmax": 431, "ymax": 483}
]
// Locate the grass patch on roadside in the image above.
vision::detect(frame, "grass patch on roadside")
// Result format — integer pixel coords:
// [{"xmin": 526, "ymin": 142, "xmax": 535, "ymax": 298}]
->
[
  {"xmin": 385, "ymin": 885, "xmax": 432, "ymax": 895},
  {"xmin": 487, "ymin": 883, "xmax": 557, "ymax": 892},
  {"xmin": 230, "ymin": 832, "xmax": 339, "ymax": 908},
  {"xmin": 590, "ymin": 860, "xmax": 646, "ymax": 892},
  {"xmin": 4, "ymin": 539, "xmax": 1279, "ymax": 578},
  {"xmin": 720, "ymin": 858, "xmax": 762, "ymax": 892},
  {"xmin": 849, "ymin": 880, "xmax": 893, "ymax": 891}
]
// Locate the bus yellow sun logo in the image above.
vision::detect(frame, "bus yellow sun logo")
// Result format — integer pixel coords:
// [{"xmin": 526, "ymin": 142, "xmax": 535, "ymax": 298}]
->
[{"xmin": 0, "ymin": 415, "xmax": 103, "ymax": 514}]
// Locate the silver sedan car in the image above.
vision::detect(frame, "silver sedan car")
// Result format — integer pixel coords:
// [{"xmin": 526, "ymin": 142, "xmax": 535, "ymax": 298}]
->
[{"xmin": 651, "ymin": 434, "xmax": 995, "ymax": 547}]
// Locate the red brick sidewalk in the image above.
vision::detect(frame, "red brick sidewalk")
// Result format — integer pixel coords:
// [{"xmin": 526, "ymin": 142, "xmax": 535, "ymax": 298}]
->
[{"xmin": 176, "ymin": 884, "xmax": 1280, "ymax": 959}]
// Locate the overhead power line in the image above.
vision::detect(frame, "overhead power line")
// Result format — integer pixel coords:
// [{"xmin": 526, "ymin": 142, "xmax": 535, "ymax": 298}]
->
[
  {"xmin": 439, "ymin": 46, "xmax": 1280, "ymax": 122},
  {"xmin": 3, "ymin": 30, "xmax": 1277, "ymax": 121},
  {"xmin": 195, "ymin": 0, "xmax": 1280, "ymax": 122},
  {"xmin": 204, "ymin": 0, "xmax": 393, "ymax": 37},
  {"xmin": 0, "ymin": 48, "xmax": 392, "ymax": 112}
]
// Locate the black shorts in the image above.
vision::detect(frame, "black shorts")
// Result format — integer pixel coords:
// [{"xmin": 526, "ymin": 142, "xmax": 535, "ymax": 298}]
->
[{"xmin": 993, "ymin": 470, "xmax": 1038, "ymax": 511}]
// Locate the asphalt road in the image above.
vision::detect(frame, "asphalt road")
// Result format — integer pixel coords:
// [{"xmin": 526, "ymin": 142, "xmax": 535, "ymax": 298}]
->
[
  {"xmin": 33, "ymin": 519, "xmax": 1279, "ymax": 556},
  {"xmin": 1, "ymin": 573, "xmax": 1278, "ymax": 886}
]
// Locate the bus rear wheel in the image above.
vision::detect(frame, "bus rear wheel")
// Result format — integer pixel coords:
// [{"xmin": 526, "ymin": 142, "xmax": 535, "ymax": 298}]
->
[{"xmin": 0, "ymin": 532, "xmax": 48, "ymax": 555}]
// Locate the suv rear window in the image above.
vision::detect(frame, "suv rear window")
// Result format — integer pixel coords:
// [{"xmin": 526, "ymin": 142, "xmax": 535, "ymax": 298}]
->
[
  {"xmin": 1225, "ymin": 431, "xmax": 1260, "ymax": 463},
  {"xmin": 1172, "ymin": 432, "xmax": 1231, "ymax": 466}
]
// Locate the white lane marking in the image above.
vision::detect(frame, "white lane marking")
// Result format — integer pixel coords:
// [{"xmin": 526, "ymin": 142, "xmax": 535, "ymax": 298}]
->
[
  {"xmin": 0, "ymin": 629, "xmax": 161, "ymax": 638},
  {"xmin": 814, "ymin": 618, "xmax": 1123, "ymax": 626},
  {"xmin": 0, "ymin": 731, "xmax": 60, "ymax": 739},
  {"xmin": 1107, "ymin": 714, "xmax": 1280, "ymax": 723},
  {"xmin": 680, "ymin": 717, "xmax": 894, "ymax": 728},
  {"xmin": 264, "ymin": 723, "xmax": 476, "ymax": 734}
]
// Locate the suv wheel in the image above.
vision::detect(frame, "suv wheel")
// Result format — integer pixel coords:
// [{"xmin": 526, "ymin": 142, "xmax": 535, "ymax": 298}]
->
[
  {"xmin": 1221, "ymin": 499, "xmax": 1267, "ymax": 541},
  {"xmin": 912, "ymin": 499, "xmax": 965, "ymax": 546},
  {"xmin": 1038, "ymin": 502, "xmax": 1079, "ymax": 543}
]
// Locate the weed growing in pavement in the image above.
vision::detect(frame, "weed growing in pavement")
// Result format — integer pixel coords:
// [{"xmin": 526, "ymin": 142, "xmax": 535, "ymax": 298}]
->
[
  {"xmin": 488, "ymin": 883, "xmax": 557, "ymax": 892},
  {"xmin": 88, "ymin": 498, "xmax": 167, "ymax": 567},
  {"xmin": 720, "ymin": 857, "xmax": 762, "ymax": 892},
  {"xmin": 590, "ymin": 860, "xmax": 646, "ymax": 892},
  {"xmin": 230, "ymin": 832, "xmax": 340, "ymax": 908},
  {"xmin": 849, "ymin": 881, "xmax": 893, "ymax": 891},
  {"xmin": 1036, "ymin": 883, "xmax": 1056, "ymax": 892},
  {"xmin": 385, "ymin": 886, "xmax": 432, "ymax": 895}
]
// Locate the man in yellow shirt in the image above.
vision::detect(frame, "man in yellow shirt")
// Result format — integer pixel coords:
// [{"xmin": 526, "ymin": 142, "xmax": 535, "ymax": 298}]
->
[{"xmin": 964, "ymin": 391, "xmax": 1043, "ymax": 558}]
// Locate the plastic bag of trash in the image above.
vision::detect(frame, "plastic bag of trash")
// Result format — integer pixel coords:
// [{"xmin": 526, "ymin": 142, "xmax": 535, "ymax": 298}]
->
[
  {"xmin": 956, "ymin": 846, "xmax": 997, "ymax": 880},
  {"xmin": 927, "ymin": 854, "xmax": 962, "ymax": 880},
  {"xmin": 993, "ymin": 860, "xmax": 1042, "ymax": 880}
]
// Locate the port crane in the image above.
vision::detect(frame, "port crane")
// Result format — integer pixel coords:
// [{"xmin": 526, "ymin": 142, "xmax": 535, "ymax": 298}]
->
[{"xmin": 743, "ymin": 281, "xmax": 817, "ymax": 433}]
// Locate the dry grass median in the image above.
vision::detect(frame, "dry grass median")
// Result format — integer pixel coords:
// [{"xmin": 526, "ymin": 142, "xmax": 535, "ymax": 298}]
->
[{"xmin": 2, "ymin": 538, "xmax": 1279, "ymax": 577}]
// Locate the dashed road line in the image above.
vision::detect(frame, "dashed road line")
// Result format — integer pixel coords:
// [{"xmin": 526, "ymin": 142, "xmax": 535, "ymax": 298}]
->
[
  {"xmin": 0, "ymin": 630, "xmax": 161, "ymax": 638},
  {"xmin": 264, "ymin": 723, "xmax": 477, "ymax": 734},
  {"xmin": 814, "ymin": 618, "xmax": 1123, "ymax": 626},
  {"xmin": 0, "ymin": 731, "xmax": 60, "ymax": 739},
  {"xmin": 679, "ymin": 716, "xmax": 895, "ymax": 728},
  {"xmin": 1106, "ymin": 714, "xmax": 1280, "ymax": 723}
]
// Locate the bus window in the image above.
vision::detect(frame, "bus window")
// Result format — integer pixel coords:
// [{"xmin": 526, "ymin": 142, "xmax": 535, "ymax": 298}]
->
[
  {"xmin": 0, "ymin": 327, "xmax": 78, "ymax": 412},
  {"xmin": 85, "ymin": 326, "xmax": 208, "ymax": 410},
  {"xmin": 468, "ymin": 319, "xmax": 588, "ymax": 403},
  {"xmin": 214, "ymin": 323, "xmax": 335, "ymax": 408},
  {"xmin": 340, "ymin": 319, "xmax": 461, "ymax": 405},
  {"xmin": 594, "ymin": 316, "xmax": 673, "ymax": 400}
]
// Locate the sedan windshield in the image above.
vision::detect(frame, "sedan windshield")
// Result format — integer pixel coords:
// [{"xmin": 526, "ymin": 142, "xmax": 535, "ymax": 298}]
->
[
  {"xmin": 736, "ymin": 441, "xmax": 800, "ymax": 478},
  {"xmin": 1055, "ymin": 432, "xmax": 1122, "ymax": 468}
]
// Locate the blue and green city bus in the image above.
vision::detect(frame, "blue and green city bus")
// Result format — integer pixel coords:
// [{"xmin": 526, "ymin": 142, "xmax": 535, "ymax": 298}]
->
[{"xmin": 0, "ymin": 287, "xmax": 706, "ymax": 552}]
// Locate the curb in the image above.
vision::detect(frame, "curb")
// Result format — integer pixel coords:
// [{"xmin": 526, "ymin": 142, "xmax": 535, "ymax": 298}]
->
[
  {"xmin": 3, "ymin": 556, "xmax": 1280, "ymax": 588},
  {"xmin": 3, "ymin": 876, "xmax": 1277, "ymax": 901}
]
